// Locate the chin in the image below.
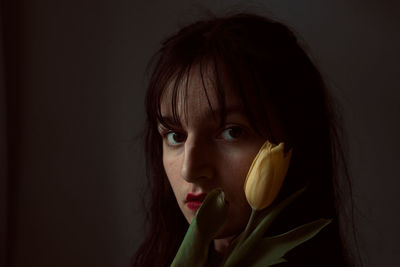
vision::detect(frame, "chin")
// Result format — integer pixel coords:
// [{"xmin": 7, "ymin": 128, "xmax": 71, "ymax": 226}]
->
[
  {"xmin": 183, "ymin": 211, "xmax": 194, "ymax": 224},
  {"xmin": 213, "ymin": 223, "xmax": 243, "ymax": 240}
]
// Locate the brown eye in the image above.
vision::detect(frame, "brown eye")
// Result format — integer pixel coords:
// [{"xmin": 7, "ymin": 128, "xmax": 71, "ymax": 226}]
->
[
  {"xmin": 220, "ymin": 126, "xmax": 245, "ymax": 141},
  {"xmin": 165, "ymin": 131, "xmax": 186, "ymax": 146}
]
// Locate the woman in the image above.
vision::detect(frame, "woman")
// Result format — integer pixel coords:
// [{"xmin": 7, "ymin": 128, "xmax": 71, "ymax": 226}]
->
[{"xmin": 133, "ymin": 12, "xmax": 359, "ymax": 267}]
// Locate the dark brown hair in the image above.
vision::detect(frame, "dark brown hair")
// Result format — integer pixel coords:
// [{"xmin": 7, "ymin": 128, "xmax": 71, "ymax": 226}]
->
[{"xmin": 133, "ymin": 12, "xmax": 360, "ymax": 267}]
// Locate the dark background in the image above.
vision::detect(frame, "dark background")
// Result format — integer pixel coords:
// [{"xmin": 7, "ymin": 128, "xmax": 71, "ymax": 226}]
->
[{"xmin": 1, "ymin": 0, "xmax": 399, "ymax": 266}]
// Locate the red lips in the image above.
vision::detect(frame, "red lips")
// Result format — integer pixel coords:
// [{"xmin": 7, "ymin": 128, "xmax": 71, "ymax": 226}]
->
[{"xmin": 186, "ymin": 193, "xmax": 207, "ymax": 212}]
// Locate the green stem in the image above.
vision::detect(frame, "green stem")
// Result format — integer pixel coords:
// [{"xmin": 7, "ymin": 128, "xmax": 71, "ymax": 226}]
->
[
  {"xmin": 222, "ymin": 187, "xmax": 307, "ymax": 267},
  {"xmin": 238, "ymin": 209, "xmax": 257, "ymax": 247}
]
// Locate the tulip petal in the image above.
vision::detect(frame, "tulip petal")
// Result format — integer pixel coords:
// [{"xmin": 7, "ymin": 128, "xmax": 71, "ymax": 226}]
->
[{"xmin": 244, "ymin": 141, "xmax": 292, "ymax": 210}]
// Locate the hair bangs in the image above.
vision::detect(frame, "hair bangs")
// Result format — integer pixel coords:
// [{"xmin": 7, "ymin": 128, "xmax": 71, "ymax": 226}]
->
[{"xmin": 152, "ymin": 52, "xmax": 230, "ymax": 131}]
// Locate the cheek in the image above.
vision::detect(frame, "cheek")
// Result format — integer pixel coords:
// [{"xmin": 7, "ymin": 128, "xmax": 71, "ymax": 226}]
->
[
  {"xmin": 222, "ymin": 148, "xmax": 256, "ymax": 183},
  {"xmin": 218, "ymin": 146, "xmax": 261, "ymax": 204},
  {"xmin": 163, "ymin": 151, "xmax": 183, "ymax": 193}
]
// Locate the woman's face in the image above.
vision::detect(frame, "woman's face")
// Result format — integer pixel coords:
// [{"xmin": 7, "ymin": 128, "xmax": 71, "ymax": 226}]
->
[{"xmin": 158, "ymin": 67, "xmax": 266, "ymax": 239}]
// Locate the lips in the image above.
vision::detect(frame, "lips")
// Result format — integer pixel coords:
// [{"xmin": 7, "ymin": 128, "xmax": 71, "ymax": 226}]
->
[{"xmin": 186, "ymin": 193, "xmax": 207, "ymax": 212}]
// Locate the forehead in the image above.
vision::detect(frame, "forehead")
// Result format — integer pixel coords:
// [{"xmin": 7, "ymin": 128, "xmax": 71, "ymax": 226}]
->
[{"xmin": 160, "ymin": 64, "xmax": 243, "ymax": 125}]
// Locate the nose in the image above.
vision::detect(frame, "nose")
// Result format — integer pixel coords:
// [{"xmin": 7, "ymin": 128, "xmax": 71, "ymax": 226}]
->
[{"xmin": 181, "ymin": 135, "xmax": 214, "ymax": 183}]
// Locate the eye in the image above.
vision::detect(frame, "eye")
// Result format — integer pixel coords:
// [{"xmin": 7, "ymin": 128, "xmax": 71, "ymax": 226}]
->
[
  {"xmin": 220, "ymin": 126, "xmax": 246, "ymax": 141},
  {"xmin": 165, "ymin": 131, "xmax": 186, "ymax": 146}
]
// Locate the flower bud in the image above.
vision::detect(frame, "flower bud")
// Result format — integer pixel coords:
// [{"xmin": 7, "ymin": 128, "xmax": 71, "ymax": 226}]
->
[{"xmin": 244, "ymin": 141, "xmax": 292, "ymax": 210}]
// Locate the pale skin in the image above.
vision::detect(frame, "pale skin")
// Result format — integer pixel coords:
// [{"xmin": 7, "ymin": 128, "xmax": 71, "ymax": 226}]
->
[{"xmin": 158, "ymin": 66, "xmax": 266, "ymax": 254}]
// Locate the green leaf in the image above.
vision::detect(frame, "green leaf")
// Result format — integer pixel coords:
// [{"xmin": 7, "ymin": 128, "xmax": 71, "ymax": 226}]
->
[
  {"xmin": 246, "ymin": 218, "xmax": 331, "ymax": 267},
  {"xmin": 197, "ymin": 189, "xmax": 228, "ymax": 235},
  {"xmin": 170, "ymin": 188, "xmax": 228, "ymax": 267}
]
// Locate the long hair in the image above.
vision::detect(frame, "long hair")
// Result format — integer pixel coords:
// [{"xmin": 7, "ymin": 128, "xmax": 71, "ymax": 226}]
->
[{"xmin": 133, "ymin": 13, "xmax": 360, "ymax": 267}]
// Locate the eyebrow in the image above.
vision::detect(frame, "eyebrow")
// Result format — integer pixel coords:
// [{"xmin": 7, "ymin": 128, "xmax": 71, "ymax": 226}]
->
[{"xmin": 157, "ymin": 104, "xmax": 246, "ymax": 128}]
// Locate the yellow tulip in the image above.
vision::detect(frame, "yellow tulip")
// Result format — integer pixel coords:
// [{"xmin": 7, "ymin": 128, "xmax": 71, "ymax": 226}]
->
[{"xmin": 244, "ymin": 141, "xmax": 293, "ymax": 210}]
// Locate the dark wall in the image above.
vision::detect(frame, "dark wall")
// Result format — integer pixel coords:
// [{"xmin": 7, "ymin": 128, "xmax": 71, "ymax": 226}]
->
[
  {"xmin": 2, "ymin": 0, "xmax": 400, "ymax": 266},
  {"xmin": 1, "ymin": 3, "xmax": 8, "ymax": 267}
]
